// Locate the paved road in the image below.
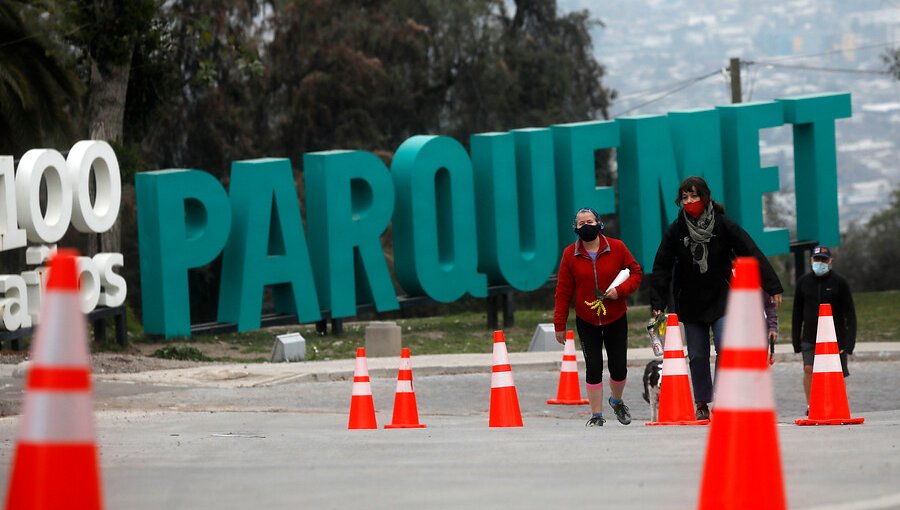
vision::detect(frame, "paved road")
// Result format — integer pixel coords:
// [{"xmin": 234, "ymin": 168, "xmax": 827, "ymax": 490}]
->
[{"xmin": 1, "ymin": 360, "xmax": 899, "ymax": 509}]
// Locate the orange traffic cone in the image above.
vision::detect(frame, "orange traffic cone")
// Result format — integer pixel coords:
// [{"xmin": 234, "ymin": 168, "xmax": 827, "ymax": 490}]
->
[
  {"xmin": 646, "ymin": 314, "xmax": 709, "ymax": 426},
  {"xmin": 348, "ymin": 347, "xmax": 377, "ymax": 429},
  {"xmin": 795, "ymin": 304, "xmax": 864, "ymax": 426},
  {"xmin": 489, "ymin": 330, "xmax": 523, "ymax": 427},
  {"xmin": 698, "ymin": 257, "xmax": 785, "ymax": 510},
  {"xmin": 547, "ymin": 330, "xmax": 589, "ymax": 405},
  {"xmin": 5, "ymin": 249, "xmax": 103, "ymax": 510},
  {"xmin": 385, "ymin": 348, "xmax": 426, "ymax": 429}
]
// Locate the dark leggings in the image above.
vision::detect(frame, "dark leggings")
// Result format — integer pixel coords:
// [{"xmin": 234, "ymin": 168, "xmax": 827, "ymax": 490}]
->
[{"xmin": 575, "ymin": 315, "xmax": 628, "ymax": 385}]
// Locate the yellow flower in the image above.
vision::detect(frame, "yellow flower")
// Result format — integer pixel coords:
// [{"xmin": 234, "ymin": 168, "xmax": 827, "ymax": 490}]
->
[{"xmin": 584, "ymin": 299, "xmax": 607, "ymax": 316}]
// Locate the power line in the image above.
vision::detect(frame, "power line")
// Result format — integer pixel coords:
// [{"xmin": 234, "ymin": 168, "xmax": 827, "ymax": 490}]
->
[
  {"xmin": 614, "ymin": 71, "xmax": 723, "ymax": 101},
  {"xmin": 611, "ymin": 69, "xmax": 722, "ymax": 117},
  {"xmin": 748, "ymin": 61, "xmax": 891, "ymax": 75},
  {"xmin": 745, "ymin": 63, "xmax": 762, "ymax": 102}
]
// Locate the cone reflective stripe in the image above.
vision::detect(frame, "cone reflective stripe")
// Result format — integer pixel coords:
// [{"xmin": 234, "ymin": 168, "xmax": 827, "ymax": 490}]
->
[
  {"xmin": 795, "ymin": 304, "xmax": 864, "ymax": 426},
  {"xmin": 348, "ymin": 347, "xmax": 377, "ymax": 429},
  {"xmin": 548, "ymin": 330, "xmax": 589, "ymax": 405},
  {"xmin": 385, "ymin": 348, "xmax": 426, "ymax": 429},
  {"xmin": 489, "ymin": 330, "xmax": 523, "ymax": 427},
  {"xmin": 699, "ymin": 257, "xmax": 785, "ymax": 510},
  {"xmin": 646, "ymin": 314, "xmax": 708, "ymax": 426},
  {"xmin": 6, "ymin": 249, "xmax": 103, "ymax": 510}
]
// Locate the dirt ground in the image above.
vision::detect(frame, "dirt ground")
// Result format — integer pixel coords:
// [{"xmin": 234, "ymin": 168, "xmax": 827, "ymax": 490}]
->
[
  {"xmin": 0, "ymin": 351, "xmax": 215, "ymax": 374},
  {"xmin": 0, "ymin": 331, "xmax": 280, "ymax": 374}
]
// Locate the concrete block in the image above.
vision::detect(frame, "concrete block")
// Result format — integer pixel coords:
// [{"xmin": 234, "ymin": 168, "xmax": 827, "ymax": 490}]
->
[
  {"xmin": 13, "ymin": 360, "xmax": 31, "ymax": 378},
  {"xmin": 270, "ymin": 332, "xmax": 307, "ymax": 362},
  {"xmin": 528, "ymin": 323, "xmax": 563, "ymax": 352},
  {"xmin": 365, "ymin": 321, "xmax": 402, "ymax": 358}
]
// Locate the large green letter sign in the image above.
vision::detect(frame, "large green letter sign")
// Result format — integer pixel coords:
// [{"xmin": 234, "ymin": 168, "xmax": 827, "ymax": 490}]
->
[
  {"xmin": 617, "ymin": 115, "xmax": 682, "ymax": 268},
  {"xmin": 668, "ymin": 108, "xmax": 725, "ymax": 200},
  {"xmin": 718, "ymin": 101, "xmax": 790, "ymax": 255},
  {"xmin": 779, "ymin": 93, "xmax": 851, "ymax": 247},
  {"xmin": 134, "ymin": 93, "xmax": 853, "ymax": 338},
  {"xmin": 217, "ymin": 158, "xmax": 321, "ymax": 330},
  {"xmin": 136, "ymin": 170, "xmax": 232, "ymax": 337},
  {"xmin": 392, "ymin": 136, "xmax": 487, "ymax": 301},
  {"xmin": 470, "ymin": 129, "xmax": 558, "ymax": 291},
  {"xmin": 304, "ymin": 151, "xmax": 398, "ymax": 318},
  {"xmin": 550, "ymin": 121, "xmax": 618, "ymax": 255}
]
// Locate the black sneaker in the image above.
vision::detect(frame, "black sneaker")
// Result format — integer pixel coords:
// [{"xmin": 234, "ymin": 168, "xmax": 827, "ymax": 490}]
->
[
  {"xmin": 696, "ymin": 403, "xmax": 710, "ymax": 421},
  {"xmin": 609, "ymin": 398, "xmax": 632, "ymax": 425},
  {"xmin": 585, "ymin": 415, "xmax": 606, "ymax": 427}
]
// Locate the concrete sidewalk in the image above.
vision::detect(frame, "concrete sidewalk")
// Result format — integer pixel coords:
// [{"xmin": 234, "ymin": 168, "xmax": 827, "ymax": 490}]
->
[{"xmin": 91, "ymin": 341, "xmax": 900, "ymax": 389}]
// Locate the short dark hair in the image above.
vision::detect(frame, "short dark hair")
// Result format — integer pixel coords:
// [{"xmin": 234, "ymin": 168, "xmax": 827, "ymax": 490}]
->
[{"xmin": 675, "ymin": 176, "xmax": 712, "ymax": 205}]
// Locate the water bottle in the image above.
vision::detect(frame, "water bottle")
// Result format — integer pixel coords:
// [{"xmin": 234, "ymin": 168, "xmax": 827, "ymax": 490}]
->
[{"xmin": 647, "ymin": 316, "xmax": 664, "ymax": 357}]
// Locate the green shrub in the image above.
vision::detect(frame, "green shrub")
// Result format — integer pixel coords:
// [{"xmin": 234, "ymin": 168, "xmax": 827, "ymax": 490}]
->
[{"xmin": 151, "ymin": 345, "xmax": 210, "ymax": 361}]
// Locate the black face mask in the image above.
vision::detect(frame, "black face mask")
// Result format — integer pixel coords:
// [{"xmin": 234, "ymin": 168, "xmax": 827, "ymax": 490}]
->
[{"xmin": 575, "ymin": 224, "xmax": 601, "ymax": 242}]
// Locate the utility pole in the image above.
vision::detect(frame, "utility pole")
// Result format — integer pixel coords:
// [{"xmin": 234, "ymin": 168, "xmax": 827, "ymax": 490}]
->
[{"xmin": 729, "ymin": 57, "xmax": 742, "ymax": 103}]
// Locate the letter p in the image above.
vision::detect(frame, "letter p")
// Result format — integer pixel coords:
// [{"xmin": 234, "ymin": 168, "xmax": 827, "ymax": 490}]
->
[{"xmin": 136, "ymin": 170, "xmax": 232, "ymax": 337}]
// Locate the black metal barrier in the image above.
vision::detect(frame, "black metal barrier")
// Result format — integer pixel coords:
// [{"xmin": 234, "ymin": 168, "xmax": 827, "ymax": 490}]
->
[{"xmin": 0, "ymin": 305, "xmax": 127, "ymax": 351}]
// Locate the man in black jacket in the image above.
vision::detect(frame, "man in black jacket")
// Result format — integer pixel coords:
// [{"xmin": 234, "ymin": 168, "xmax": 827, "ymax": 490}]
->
[{"xmin": 792, "ymin": 246, "xmax": 857, "ymax": 407}]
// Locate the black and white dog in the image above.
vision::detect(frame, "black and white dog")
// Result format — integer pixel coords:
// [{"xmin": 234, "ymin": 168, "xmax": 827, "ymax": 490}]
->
[{"xmin": 642, "ymin": 359, "xmax": 663, "ymax": 422}]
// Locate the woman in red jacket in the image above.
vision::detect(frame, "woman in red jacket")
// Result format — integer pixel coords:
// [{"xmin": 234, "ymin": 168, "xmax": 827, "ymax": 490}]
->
[{"xmin": 554, "ymin": 207, "xmax": 643, "ymax": 426}]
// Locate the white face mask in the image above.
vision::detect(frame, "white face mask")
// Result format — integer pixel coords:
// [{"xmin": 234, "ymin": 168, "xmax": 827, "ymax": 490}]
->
[{"xmin": 811, "ymin": 261, "xmax": 830, "ymax": 276}]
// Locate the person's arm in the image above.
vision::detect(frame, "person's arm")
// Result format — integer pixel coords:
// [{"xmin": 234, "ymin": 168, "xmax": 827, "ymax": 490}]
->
[
  {"xmin": 723, "ymin": 216, "xmax": 785, "ymax": 299},
  {"xmin": 792, "ymin": 281, "xmax": 804, "ymax": 353},
  {"xmin": 608, "ymin": 241, "xmax": 643, "ymax": 300},
  {"xmin": 763, "ymin": 292, "xmax": 778, "ymax": 333},
  {"xmin": 553, "ymin": 248, "xmax": 575, "ymax": 343},
  {"xmin": 649, "ymin": 222, "xmax": 678, "ymax": 314},
  {"xmin": 764, "ymin": 292, "xmax": 778, "ymax": 364},
  {"xmin": 842, "ymin": 279, "xmax": 857, "ymax": 354}
]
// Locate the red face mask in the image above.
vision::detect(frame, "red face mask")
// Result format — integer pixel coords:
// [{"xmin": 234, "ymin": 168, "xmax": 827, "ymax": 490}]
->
[{"xmin": 683, "ymin": 200, "xmax": 705, "ymax": 219}]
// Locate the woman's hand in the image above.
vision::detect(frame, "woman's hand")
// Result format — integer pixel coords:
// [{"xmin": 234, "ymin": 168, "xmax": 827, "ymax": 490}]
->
[
  {"xmin": 768, "ymin": 331, "xmax": 777, "ymax": 365},
  {"xmin": 605, "ymin": 287, "xmax": 618, "ymax": 300},
  {"xmin": 771, "ymin": 293, "xmax": 783, "ymax": 308},
  {"xmin": 651, "ymin": 308, "xmax": 664, "ymax": 317},
  {"xmin": 555, "ymin": 330, "xmax": 566, "ymax": 344}
]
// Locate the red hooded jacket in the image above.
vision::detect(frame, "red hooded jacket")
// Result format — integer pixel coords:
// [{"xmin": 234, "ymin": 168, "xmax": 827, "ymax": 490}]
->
[{"xmin": 554, "ymin": 235, "xmax": 643, "ymax": 330}]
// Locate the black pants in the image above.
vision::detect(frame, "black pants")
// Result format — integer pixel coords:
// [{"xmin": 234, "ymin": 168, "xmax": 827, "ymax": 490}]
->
[{"xmin": 576, "ymin": 315, "xmax": 628, "ymax": 385}]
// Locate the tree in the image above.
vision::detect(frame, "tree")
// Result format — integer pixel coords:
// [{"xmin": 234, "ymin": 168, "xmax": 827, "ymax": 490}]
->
[
  {"xmin": 833, "ymin": 187, "xmax": 900, "ymax": 291},
  {"xmin": 261, "ymin": 0, "xmax": 615, "ymax": 156},
  {"xmin": 53, "ymin": 0, "xmax": 160, "ymax": 255},
  {"xmin": 0, "ymin": 0, "xmax": 80, "ymax": 156}
]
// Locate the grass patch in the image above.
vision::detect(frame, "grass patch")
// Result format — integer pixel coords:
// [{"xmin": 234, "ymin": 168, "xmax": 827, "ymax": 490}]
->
[{"xmin": 151, "ymin": 345, "xmax": 211, "ymax": 361}]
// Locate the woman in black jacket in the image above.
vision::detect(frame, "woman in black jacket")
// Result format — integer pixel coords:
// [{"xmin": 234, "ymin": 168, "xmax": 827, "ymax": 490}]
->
[{"xmin": 649, "ymin": 176, "xmax": 784, "ymax": 420}]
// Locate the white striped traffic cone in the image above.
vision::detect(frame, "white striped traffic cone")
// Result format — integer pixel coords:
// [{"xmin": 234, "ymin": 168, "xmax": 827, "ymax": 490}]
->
[
  {"xmin": 698, "ymin": 257, "xmax": 785, "ymax": 510},
  {"xmin": 5, "ymin": 249, "xmax": 103, "ymax": 510},
  {"xmin": 489, "ymin": 330, "xmax": 523, "ymax": 427},
  {"xmin": 646, "ymin": 313, "xmax": 708, "ymax": 426},
  {"xmin": 795, "ymin": 303, "xmax": 864, "ymax": 426},
  {"xmin": 547, "ymin": 330, "xmax": 589, "ymax": 405},
  {"xmin": 348, "ymin": 347, "xmax": 377, "ymax": 429},
  {"xmin": 385, "ymin": 347, "xmax": 426, "ymax": 428}
]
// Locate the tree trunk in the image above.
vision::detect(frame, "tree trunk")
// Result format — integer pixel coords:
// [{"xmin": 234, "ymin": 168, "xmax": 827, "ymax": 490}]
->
[{"xmin": 85, "ymin": 57, "xmax": 132, "ymax": 256}]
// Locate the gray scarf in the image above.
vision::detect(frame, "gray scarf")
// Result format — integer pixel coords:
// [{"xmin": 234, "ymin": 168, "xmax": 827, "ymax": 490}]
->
[{"xmin": 683, "ymin": 202, "xmax": 716, "ymax": 273}]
